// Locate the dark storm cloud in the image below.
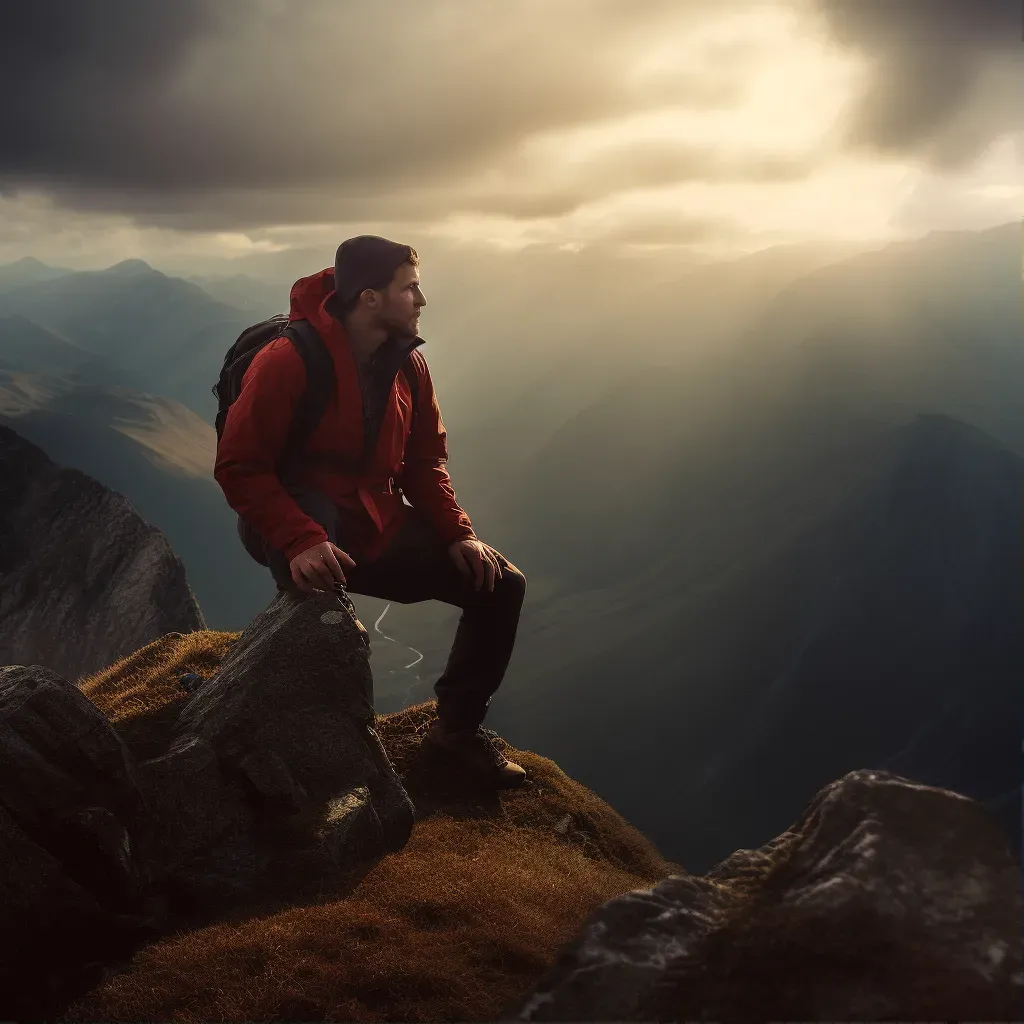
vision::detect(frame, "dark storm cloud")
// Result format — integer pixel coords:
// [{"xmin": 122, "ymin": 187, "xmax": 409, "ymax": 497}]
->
[
  {"xmin": 816, "ymin": 0, "xmax": 1022, "ymax": 169},
  {"xmin": 2, "ymin": 0, "xmax": 216, "ymax": 179},
  {"xmin": 15, "ymin": 137, "xmax": 813, "ymax": 235},
  {"xmin": 0, "ymin": 0, "xmax": 766, "ymax": 229},
  {"xmin": 5, "ymin": 0, "xmax": 1015, "ymax": 235}
]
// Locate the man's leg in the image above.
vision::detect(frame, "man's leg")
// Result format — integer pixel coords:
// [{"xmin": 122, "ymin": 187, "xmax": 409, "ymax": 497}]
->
[
  {"xmin": 345, "ymin": 515, "xmax": 527, "ymax": 734},
  {"xmin": 254, "ymin": 491, "xmax": 526, "ymax": 732}
]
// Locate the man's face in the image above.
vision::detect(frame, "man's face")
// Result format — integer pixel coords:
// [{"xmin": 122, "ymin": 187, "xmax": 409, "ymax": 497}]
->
[{"xmin": 372, "ymin": 261, "xmax": 426, "ymax": 339}]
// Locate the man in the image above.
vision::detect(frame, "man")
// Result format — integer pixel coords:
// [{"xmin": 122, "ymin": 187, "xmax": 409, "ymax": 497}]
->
[{"xmin": 214, "ymin": 235, "xmax": 527, "ymax": 787}]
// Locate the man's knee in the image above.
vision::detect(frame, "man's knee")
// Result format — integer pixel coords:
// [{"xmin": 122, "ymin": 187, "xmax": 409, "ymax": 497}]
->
[{"xmin": 498, "ymin": 559, "xmax": 527, "ymax": 603}]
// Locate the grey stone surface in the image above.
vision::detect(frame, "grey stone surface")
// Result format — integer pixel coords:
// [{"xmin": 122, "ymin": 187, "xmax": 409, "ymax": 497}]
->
[
  {"xmin": 0, "ymin": 423, "xmax": 205, "ymax": 682},
  {"xmin": 507, "ymin": 770, "xmax": 1022, "ymax": 1022},
  {"xmin": 134, "ymin": 734, "xmax": 253, "ymax": 882},
  {"xmin": 0, "ymin": 664, "xmax": 157, "ymax": 898},
  {"xmin": 174, "ymin": 587, "xmax": 415, "ymax": 853}
]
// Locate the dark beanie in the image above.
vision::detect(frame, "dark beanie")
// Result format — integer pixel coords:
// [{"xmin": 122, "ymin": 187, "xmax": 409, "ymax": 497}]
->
[{"xmin": 333, "ymin": 235, "xmax": 418, "ymax": 308}]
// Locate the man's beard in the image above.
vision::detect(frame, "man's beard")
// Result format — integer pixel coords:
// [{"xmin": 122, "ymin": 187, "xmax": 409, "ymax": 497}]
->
[{"xmin": 384, "ymin": 312, "xmax": 417, "ymax": 342}]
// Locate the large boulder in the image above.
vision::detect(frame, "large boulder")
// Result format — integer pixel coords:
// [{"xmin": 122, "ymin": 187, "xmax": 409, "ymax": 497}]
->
[
  {"xmin": 0, "ymin": 665, "xmax": 158, "ymax": 906},
  {"xmin": 0, "ymin": 423, "xmax": 205, "ymax": 681},
  {"xmin": 0, "ymin": 665, "xmax": 162, "ymax": 1015},
  {"xmin": 138, "ymin": 587, "xmax": 415, "ymax": 901},
  {"xmin": 506, "ymin": 770, "xmax": 1021, "ymax": 1022}
]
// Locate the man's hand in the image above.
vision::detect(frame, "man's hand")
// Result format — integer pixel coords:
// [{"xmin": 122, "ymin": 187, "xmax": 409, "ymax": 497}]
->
[
  {"xmin": 289, "ymin": 540, "xmax": 357, "ymax": 593},
  {"xmin": 448, "ymin": 537, "xmax": 502, "ymax": 592}
]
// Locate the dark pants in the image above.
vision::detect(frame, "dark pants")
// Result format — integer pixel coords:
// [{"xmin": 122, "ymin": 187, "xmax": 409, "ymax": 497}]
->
[{"xmin": 256, "ymin": 486, "xmax": 526, "ymax": 733}]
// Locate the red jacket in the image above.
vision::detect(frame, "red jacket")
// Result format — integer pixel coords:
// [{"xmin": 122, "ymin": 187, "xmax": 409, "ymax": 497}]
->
[{"xmin": 214, "ymin": 267, "xmax": 475, "ymax": 564}]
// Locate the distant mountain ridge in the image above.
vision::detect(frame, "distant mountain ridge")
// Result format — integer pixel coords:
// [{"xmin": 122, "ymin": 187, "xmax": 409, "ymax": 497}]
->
[{"xmin": 0, "ymin": 259, "xmax": 254, "ymax": 418}]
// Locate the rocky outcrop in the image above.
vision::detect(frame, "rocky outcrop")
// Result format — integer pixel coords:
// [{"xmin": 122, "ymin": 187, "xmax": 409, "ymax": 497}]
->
[
  {"xmin": 142, "ymin": 587, "xmax": 415, "ymax": 902},
  {"xmin": 0, "ymin": 586, "xmax": 415, "ymax": 1017},
  {"xmin": 506, "ymin": 769, "xmax": 1022, "ymax": 1022},
  {"xmin": 0, "ymin": 423, "xmax": 205, "ymax": 680}
]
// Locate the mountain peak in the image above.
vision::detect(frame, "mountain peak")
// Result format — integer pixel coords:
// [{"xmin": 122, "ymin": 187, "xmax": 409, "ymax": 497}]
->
[
  {"xmin": 106, "ymin": 258, "xmax": 158, "ymax": 276},
  {"xmin": 0, "ymin": 256, "xmax": 72, "ymax": 291},
  {"xmin": 6, "ymin": 256, "xmax": 52, "ymax": 269}
]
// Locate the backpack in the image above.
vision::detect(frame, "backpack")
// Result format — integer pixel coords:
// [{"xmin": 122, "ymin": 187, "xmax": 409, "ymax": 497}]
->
[{"xmin": 212, "ymin": 314, "xmax": 420, "ymax": 566}]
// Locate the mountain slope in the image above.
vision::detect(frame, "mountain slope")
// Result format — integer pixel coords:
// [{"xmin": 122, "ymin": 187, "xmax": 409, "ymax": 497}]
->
[
  {"xmin": 679, "ymin": 412, "xmax": 1022, "ymax": 865},
  {"xmin": 0, "ymin": 314, "xmax": 118, "ymax": 380},
  {"xmin": 483, "ymin": 412, "xmax": 1022, "ymax": 872},
  {"xmin": 0, "ymin": 260, "xmax": 254, "ymax": 418},
  {"xmin": 0, "ymin": 369, "xmax": 273, "ymax": 630},
  {"xmin": 0, "ymin": 423, "xmax": 205, "ymax": 680}
]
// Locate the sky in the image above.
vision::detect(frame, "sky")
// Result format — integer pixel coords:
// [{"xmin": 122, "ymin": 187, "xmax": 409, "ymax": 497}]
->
[{"xmin": 0, "ymin": 0, "xmax": 1020, "ymax": 273}]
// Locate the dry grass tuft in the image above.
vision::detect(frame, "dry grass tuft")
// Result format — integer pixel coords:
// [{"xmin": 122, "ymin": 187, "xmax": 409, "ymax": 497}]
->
[
  {"xmin": 78, "ymin": 629, "xmax": 240, "ymax": 759},
  {"xmin": 65, "ymin": 629, "xmax": 680, "ymax": 1022}
]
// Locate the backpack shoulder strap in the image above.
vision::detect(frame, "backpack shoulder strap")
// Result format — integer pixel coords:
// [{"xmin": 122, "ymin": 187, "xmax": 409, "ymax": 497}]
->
[{"xmin": 278, "ymin": 319, "xmax": 336, "ymax": 476}]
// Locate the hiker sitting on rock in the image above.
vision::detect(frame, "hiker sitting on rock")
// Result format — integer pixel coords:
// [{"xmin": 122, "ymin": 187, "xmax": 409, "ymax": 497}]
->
[{"xmin": 213, "ymin": 235, "xmax": 527, "ymax": 788}]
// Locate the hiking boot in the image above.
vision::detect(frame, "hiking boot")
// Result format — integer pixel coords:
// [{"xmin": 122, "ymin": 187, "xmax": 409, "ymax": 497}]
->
[{"xmin": 423, "ymin": 720, "xmax": 527, "ymax": 787}]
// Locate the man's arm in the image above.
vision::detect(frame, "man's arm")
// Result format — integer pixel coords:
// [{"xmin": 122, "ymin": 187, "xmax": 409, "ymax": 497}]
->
[
  {"xmin": 399, "ymin": 358, "xmax": 476, "ymax": 546},
  {"xmin": 213, "ymin": 337, "xmax": 331, "ymax": 562}
]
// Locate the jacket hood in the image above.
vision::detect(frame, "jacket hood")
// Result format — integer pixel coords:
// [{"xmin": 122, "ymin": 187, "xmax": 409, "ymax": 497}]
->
[{"xmin": 288, "ymin": 267, "xmax": 338, "ymax": 337}]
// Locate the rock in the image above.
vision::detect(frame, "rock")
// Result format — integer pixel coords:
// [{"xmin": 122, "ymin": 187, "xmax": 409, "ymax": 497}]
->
[
  {"xmin": 0, "ymin": 423, "xmax": 205, "ymax": 681},
  {"xmin": 234, "ymin": 746, "xmax": 311, "ymax": 816},
  {"xmin": 0, "ymin": 665, "xmax": 157, "ymax": 905},
  {"xmin": 176, "ymin": 671, "xmax": 206, "ymax": 694},
  {"xmin": 507, "ymin": 770, "xmax": 1022, "ymax": 1022},
  {"xmin": 173, "ymin": 587, "xmax": 415, "ymax": 855},
  {"xmin": 115, "ymin": 588, "xmax": 416, "ymax": 907},
  {"xmin": 133, "ymin": 735, "xmax": 254, "ymax": 891},
  {"xmin": 0, "ymin": 669, "xmax": 164, "ymax": 1016},
  {"xmin": 0, "ymin": 800, "xmax": 159, "ymax": 1017},
  {"xmin": 317, "ymin": 785, "xmax": 384, "ymax": 864},
  {"xmin": 49, "ymin": 806, "xmax": 138, "ymax": 909}
]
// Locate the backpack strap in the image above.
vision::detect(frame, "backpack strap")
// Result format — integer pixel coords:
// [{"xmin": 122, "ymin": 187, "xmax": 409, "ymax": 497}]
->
[{"xmin": 276, "ymin": 319, "xmax": 338, "ymax": 480}]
